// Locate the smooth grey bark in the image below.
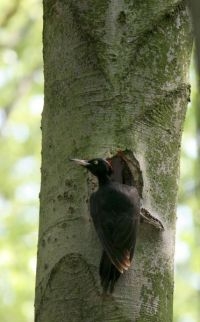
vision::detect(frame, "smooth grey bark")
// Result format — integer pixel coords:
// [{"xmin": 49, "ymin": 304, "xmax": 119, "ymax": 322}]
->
[{"xmin": 35, "ymin": 1, "xmax": 192, "ymax": 321}]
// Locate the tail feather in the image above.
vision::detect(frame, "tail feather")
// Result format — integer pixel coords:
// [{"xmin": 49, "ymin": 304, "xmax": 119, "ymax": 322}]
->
[{"xmin": 99, "ymin": 251, "xmax": 121, "ymax": 293}]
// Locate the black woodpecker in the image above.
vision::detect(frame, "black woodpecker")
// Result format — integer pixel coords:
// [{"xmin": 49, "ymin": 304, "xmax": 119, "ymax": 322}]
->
[{"xmin": 70, "ymin": 158, "xmax": 140, "ymax": 293}]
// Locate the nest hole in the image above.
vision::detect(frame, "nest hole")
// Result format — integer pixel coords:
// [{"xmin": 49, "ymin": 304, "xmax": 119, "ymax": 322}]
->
[{"xmin": 107, "ymin": 150, "xmax": 143, "ymax": 198}]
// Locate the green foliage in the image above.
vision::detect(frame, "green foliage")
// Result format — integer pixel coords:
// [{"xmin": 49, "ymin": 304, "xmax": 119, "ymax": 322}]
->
[
  {"xmin": 174, "ymin": 59, "xmax": 200, "ymax": 322},
  {"xmin": 0, "ymin": 1, "xmax": 42, "ymax": 321}
]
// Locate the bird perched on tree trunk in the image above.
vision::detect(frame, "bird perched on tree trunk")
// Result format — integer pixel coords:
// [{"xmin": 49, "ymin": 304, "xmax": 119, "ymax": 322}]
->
[{"xmin": 70, "ymin": 157, "xmax": 140, "ymax": 293}]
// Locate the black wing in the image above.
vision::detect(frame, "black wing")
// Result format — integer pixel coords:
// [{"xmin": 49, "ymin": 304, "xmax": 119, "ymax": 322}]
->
[{"xmin": 90, "ymin": 184, "xmax": 140, "ymax": 274}]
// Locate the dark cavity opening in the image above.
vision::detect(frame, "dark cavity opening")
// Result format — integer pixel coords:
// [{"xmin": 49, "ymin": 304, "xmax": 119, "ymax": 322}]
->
[{"xmin": 107, "ymin": 150, "xmax": 143, "ymax": 198}]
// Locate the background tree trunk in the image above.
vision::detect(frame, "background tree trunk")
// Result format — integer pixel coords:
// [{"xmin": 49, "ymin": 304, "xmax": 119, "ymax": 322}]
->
[
  {"xmin": 189, "ymin": 0, "xmax": 200, "ymax": 76},
  {"xmin": 35, "ymin": 1, "xmax": 192, "ymax": 321}
]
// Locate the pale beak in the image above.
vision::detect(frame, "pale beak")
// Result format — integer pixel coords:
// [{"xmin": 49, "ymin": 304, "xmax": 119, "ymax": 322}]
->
[{"xmin": 70, "ymin": 158, "xmax": 90, "ymax": 166}]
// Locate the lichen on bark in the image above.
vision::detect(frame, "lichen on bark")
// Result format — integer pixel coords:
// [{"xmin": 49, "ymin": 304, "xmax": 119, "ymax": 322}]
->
[{"xmin": 35, "ymin": 0, "xmax": 192, "ymax": 321}]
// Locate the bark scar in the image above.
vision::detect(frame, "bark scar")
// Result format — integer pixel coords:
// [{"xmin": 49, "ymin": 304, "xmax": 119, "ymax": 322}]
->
[{"xmin": 140, "ymin": 207, "xmax": 164, "ymax": 230}]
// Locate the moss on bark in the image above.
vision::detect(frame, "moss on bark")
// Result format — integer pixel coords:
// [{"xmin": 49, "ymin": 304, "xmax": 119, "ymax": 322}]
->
[{"xmin": 35, "ymin": 0, "xmax": 192, "ymax": 321}]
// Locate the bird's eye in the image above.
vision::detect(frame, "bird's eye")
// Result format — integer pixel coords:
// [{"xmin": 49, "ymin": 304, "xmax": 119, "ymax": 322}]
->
[{"xmin": 94, "ymin": 160, "xmax": 98, "ymax": 165}]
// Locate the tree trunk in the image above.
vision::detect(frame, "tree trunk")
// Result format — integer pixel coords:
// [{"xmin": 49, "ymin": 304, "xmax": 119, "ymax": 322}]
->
[
  {"xmin": 35, "ymin": 1, "xmax": 192, "ymax": 321},
  {"xmin": 189, "ymin": 0, "xmax": 200, "ymax": 76}
]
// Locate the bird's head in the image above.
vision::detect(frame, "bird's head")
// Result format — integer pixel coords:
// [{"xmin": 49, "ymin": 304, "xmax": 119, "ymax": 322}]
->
[{"xmin": 70, "ymin": 158, "xmax": 113, "ymax": 178}]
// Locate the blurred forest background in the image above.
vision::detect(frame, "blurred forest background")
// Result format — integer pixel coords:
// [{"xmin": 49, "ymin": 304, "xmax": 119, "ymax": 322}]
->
[{"xmin": 0, "ymin": 1, "xmax": 199, "ymax": 322}]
